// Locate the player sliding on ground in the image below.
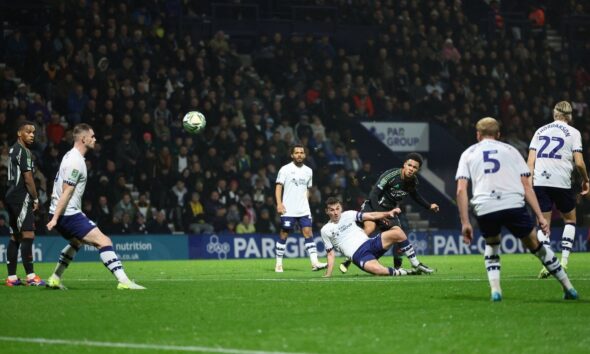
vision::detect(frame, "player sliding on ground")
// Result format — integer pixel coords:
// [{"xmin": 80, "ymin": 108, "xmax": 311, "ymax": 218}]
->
[
  {"xmin": 45, "ymin": 123, "xmax": 145, "ymax": 290},
  {"xmin": 320, "ymin": 197, "xmax": 431, "ymax": 277},
  {"xmin": 339, "ymin": 152, "xmax": 438, "ymax": 273}
]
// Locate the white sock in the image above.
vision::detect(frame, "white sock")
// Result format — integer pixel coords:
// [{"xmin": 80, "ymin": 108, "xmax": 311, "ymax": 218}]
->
[
  {"xmin": 398, "ymin": 239, "xmax": 420, "ymax": 267},
  {"xmin": 53, "ymin": 244, "xmax": 79, "ymax": 278},
  {"xmin": 305, "ymin": 240, "xmax": 319, "ymax": 265},
  {"xmin": 275, "ymin": 241, "xmax": 286, "ymax": 266},
  {"xmin": 534, "ymin": 244, "xmax": 573, "ymax": 290},
  {"xmin": 537, "ymin": 230, "xmax": 550, "ymax": 245},
  {"xmin": 561, "ymin": 223, "xmax": 576, "ymax": 267},
  {"xmin": 26, "ymin": 273, "xmax": 37, "ymax": 280},
  {"xmin": 99, "ymin": 246, "xmax": 129, "ymax": 283},
  {"xmin": 484, "ymin": 244, "xmax": 501, "ymax": 294}
]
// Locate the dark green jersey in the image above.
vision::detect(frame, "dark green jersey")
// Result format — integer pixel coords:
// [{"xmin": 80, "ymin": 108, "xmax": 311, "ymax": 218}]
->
[
  {"xmin": 367, "ymin": 168, "xmax": 430, "ymax": 210},
  {"xmin": 5, "ymin": 142, "xmax": 34, "ymax": 203}
]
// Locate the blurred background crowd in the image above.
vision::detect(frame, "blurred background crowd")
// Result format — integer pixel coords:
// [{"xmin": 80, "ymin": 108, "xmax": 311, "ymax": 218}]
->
[{"xmin": 1, "ymin": 0, "xmax": 589, "ymax": 236}]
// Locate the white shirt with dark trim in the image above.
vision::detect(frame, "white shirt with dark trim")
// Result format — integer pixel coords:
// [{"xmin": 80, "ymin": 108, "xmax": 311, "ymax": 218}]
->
[
  {"xmin": 456, "ymin": 139, "xmax": 529, "ymax": 216},
  {"xmin": 49, "ymin": 148, "xmax": 87, "ymax": 216},
  {"xmin": 320, "ymin": 211, "xmax": 369, "ymax": 258},
  {"xmin": 276, "ymin": 162, "xmax": 313, "ymax": 217},
  {"xmin": 529, "ymin": 120, "xmax": 582, "ymax": 188}
]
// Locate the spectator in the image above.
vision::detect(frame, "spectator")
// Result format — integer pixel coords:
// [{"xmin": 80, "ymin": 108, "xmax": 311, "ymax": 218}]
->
[
  {"xmin": 255, "ymin": 208, "xmax": 277, "ymax": 234},
  {"xmin": 441, "ymin": 38, "xmax": 461, "ymax": 63},
  {"xmin": 184, "ymin": 192, "xmax": 213, "ymax": 234},
  {"xmin": 147, "ymin": 210, "xmax": 172, "ymax": 234},
  {"xmin": 113, "ymin": 193, "xmax": 138, "ymax": 221},
  {"xmin": 236, "ymin": 214, "xmax": 256, "ymax": 234},
  {"xmin": 115, "ymin": 129, "xmax": 140, "ymax": 181},
  {"xmin": 133, "ymin": 213, "xmax": 149, "ymax": 235}
]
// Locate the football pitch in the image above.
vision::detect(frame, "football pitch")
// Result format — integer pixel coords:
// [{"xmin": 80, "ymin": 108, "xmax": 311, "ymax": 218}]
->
[{"xmin": 1, "ymin": 254, "xmax": 589, "ymax": 354}]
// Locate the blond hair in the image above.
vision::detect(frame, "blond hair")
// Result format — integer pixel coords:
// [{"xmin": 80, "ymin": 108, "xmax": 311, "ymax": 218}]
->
[
  {"xmin": 475, "ymin": 117, "xmax": 500, "ymax": 137},
  {"xmin": 554, "ymin": 101, "xmax": 572, "ymax": 121}
]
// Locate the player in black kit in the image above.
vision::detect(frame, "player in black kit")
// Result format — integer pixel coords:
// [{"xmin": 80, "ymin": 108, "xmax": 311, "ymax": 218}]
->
[
  {"xmin": 5, "ymin": 121, "xmax": 45, "ymax": 286},
  {"xmin": 340, "ymin": 153, "xmax": 439, "ymax": 273}
]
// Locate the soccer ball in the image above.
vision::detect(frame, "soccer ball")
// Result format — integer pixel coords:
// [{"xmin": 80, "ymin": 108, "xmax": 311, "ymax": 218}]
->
[{"xmin": 182, "ymin": 111, "xmax": 206, "ymax": 134}]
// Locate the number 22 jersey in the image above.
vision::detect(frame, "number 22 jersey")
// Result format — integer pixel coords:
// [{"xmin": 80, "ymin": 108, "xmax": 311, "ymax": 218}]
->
[{"xmin": 529, "ymin": 120, "xmax": 582, "ymax": 189}]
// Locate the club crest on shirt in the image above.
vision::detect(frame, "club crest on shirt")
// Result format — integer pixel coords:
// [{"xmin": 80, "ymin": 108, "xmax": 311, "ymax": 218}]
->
[{"xmin": 290, "ymin": 178, "xmax": 307, "ymax": 186}]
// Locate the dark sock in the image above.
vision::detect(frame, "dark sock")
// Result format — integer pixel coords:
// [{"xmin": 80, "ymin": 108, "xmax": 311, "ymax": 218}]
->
[
  {"xmin": 20, "ymin": 238, "xmax": 34, "ymax": 275},
  {"xmin": 393, "ymin": 256, "xmax": 403, "ymax": 269},
  {"xmin": 7, "ymin": 239, "xmax": 20, "ymax": 276}
]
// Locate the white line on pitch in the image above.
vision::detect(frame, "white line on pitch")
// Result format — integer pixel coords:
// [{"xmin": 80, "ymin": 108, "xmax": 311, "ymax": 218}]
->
[
  {"xmin": 54, "ymin": 277, "xmax": 590, "ymax": 282},
  {"xmin": 0, "ymin": 336, "xmax": 311, "ymax": 354}
]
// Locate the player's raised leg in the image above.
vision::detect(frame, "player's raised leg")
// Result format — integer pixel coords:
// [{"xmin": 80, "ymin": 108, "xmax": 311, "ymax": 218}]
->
[{"xmin": 380, "ymin": 227, "xmax": 433, "ymax": 273}]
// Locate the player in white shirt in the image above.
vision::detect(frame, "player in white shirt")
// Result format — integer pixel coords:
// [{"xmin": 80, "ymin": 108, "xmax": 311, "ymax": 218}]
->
[
  {"xmin": 320, "ymin": 197, "xmax": 430, "ymax": 276},
  {"xmin": 456, "ymin": 117, "xmax": 577, "ymax": 301},
  {"xmin": 527, "ymin": 101, "xmax": 590, "ymax": 278},
  {"xmin": 274, "ymin": 144, "xmax": 327, "ymax": 272},
  {"xmin": 45, "ymin": 124, "xmax": 145, "ymax": 290}
]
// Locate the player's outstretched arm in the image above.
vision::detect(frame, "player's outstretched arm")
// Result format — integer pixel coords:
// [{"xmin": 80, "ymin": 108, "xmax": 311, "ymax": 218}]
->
[
  {"xmin": 362, "ymin": 208, "xmax": 401, "ymax": 221},
  {"xmin": 47, "ymin": 183, "xmax": 75, "ymax": 231},
  {"xmin": 323, "ymin": 249, "xmax": 335, "ymax": 278}
]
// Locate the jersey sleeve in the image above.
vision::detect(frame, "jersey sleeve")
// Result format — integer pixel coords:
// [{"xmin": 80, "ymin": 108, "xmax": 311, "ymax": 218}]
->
[
  {"xmin": 455, "ymin": 151, "xmax": 470, "ymax": 180},
  {"xmin": 276, "ymin": 166, "xmax": 286, "ymax": 185},
  {"xmin": 307, "ymin": 169, "xmax": 313, "ymax": 188},
  {"xmin": 18, "ymin": 147, "xmax": 33, "ymax": 173},
  {"xmin": 320, "ymin": 227, "xmax": 334, "ymax": 251},
  {"xmin": 529, "ymin": 131, "xmax": 540, "ymax": 151},
  {"xmin": 62, "ymin": 159, "xmax": 82, "ymax": 186},
  {"xmin": 573, "ymin": 130, "xmax": 583, "ymax": 153},
  {"xmin": 510, "ymin": 146, "xmax": 531, "ymax": 176},
  {"xmin": 375, "ymin": 170, "xmax": 392, "ymax": 190}
]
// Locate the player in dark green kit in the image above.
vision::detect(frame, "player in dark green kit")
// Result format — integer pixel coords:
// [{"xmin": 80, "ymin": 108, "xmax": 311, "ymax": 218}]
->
[
  {"xmin": 4, "ymin": 121, "xmax": 45, "ymax": 286},
  {"xmin": 340, "ymin": 153, "xmax": 439, "ymax": 273}
]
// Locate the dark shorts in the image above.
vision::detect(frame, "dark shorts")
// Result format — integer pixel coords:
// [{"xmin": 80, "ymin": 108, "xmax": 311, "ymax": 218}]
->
[
  {"xmin": 49, "ymin": 213, "xmax": 97, "ymax": 240},
  {"xmin": 7, "ymin": 200, "xmax": 35, "ymax": 233},
  {"xmin": 352, "ymin": 234, "xmax": 387, "ymax": 270},
  {"xmin": 280, "ymin": 215, "xmax": 312, "ymax": 231},
  {"xmin": 477, "ymin": 207, "xmax": 534, "ymax": 239},
  {"xmin": 534, "ymin": 186, "xmax": 576, "ymax": 214},
  {"xmin": 360, "ymin": 200, "xmax": 401, "ymax": 231}
]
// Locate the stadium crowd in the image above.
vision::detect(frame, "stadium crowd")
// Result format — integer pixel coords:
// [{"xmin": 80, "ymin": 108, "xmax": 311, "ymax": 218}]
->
[{"xmin": 1, "ymin": 0, "xmax": 589, "ymax": 236}]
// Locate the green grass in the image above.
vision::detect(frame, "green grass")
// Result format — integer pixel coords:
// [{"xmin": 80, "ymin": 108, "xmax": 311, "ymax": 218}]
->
[{"xmin": 1, "ymin": 254, "xmax": 590, "ymax": 354}]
